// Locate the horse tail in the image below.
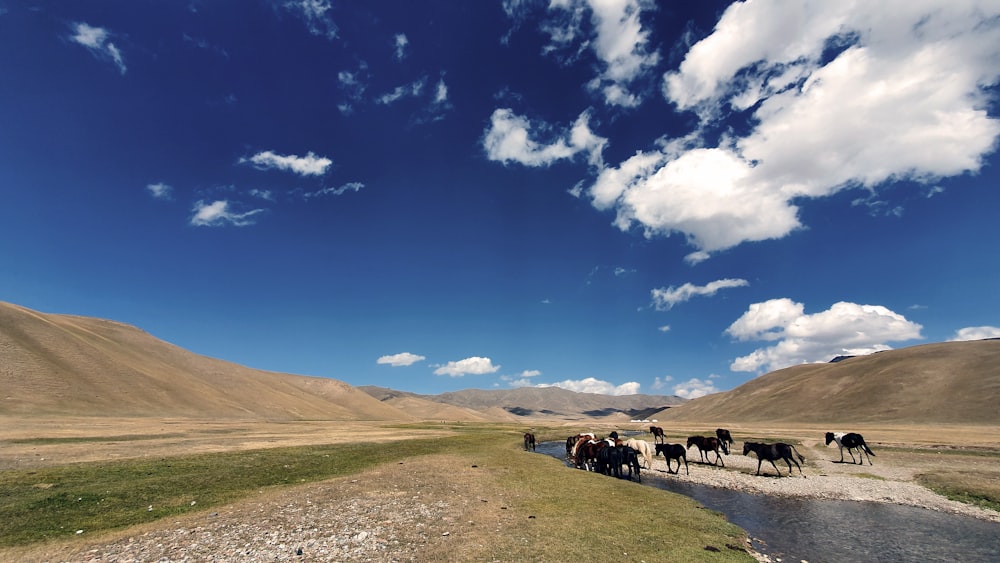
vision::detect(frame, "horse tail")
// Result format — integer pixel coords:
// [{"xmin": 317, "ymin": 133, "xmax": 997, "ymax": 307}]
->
[
  {"xmin": 790, "ymin": 445, "xmax": 806, "ymax": 463},
  {"xmin": 862, "ymin": 443, "xmax": 875, "ymax": 456}
]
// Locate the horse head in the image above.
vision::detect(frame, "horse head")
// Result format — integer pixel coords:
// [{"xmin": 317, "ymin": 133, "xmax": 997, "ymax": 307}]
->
[
  {"xmin": 824, "ymin": 432, "xmax": 835, "ymax": 445},
  {"xmin": 686, "ymin": 436, "xmax": 698, "ymax": 449},
  {"xmin": 742, "ymin": 442, "xmax": 754, "ymax": 456}
]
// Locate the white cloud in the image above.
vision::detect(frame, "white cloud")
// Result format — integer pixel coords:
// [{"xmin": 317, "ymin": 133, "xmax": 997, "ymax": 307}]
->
[
  {"xmin": 586, "ymin": 2, "xmax": 1000, "ymax": 262},
  {"xmin": 190, "ymin": 200, "xmax": 265, "ymax": 227},
  {"xmin": 651, "ymin": 278, "xmax": 748, "ymax": 311},
  {"xmin": 283, "ymin": 0, "xmax": 338, "ymax": 39},
  {"xmin": 483, "ymin": 108, "xmax": 607, "ymax": 168},
  {"xmin": 146, "ymin": 182, "xmax": 172, "ymax": 200},
  {"xmin": 672, "ymin": 377, "xmax": 719, "ymax": 399},
  {"xmin": 394, "ymin": 33, "xmax": 409, "ymax": 60},
  {"xmin": 542, "ymin": 0, "xmax": 660, "ymax": 107},
  {"xmin": 433, "ymin": 78, "xmax": 448, "ymax": 104},
  {"xmin": 70, "ymin": 22, "xmax": 126, "ymax": 74},
  {"xmin": 536, "ymin": 377, "xmax": 639, "ymax": 396},
  {"xmin": 376, "ymin": 352, "xmax": 426, "ymax": 367},
  {"xmin": 242, "ymin": 150, "xmax": 332, "ymax": 176},
  {"xmin": 657, "ymin": 325, "xmax": 670, "ymax": 332},
  {"xmin": 501, "ymin": 369, "xmax": 543, "ymax": 388},
  {"xmin": 376, "ymin": 78, "xmax": 426, "ymax": 105},
  {"xmin": 433, "ymin": 356, "xmax": 501, "ymax": 377},
  {"xmin": 949, "ymin": 326, "xmax": 1000, "ymax": 341},
  {"xmin": 303, "ymin": 182, "xmax": 364, "ymax": 198},
  {"xmin": 726, "ymin": 299, "xmax": 923, "ymax": 373}
]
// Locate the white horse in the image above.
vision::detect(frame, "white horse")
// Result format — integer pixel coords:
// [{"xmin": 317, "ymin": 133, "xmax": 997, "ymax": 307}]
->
[{"xmin": 625, "ymin": 438, "xmax": 654, "ymax": 469}]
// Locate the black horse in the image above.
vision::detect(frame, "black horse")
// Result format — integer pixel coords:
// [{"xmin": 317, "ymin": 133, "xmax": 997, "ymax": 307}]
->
[
  {"xmin": 825, "ymin": 432, "xmax": 875, "ymax": 465},
  {"xmin": 597, "ymin": 445, "xmax": 641, "ymax": 481},
  {"xmin": 686, "ymin": 436, "xmax": 725, "ymax": 467},
  {"xmin": 654, "ymin": 443, "xmax": 689, "ymax": 475},
  {"xmin": 715, "ymin": 428, "xmax": 734, "ymax": 454},
  {"xmin": 619, "ymin": 446, "xmax": 642, "ymax": 482},
  {"xmin": 523, "ymin": 432, "xmax": 536, "ymax": 451},
  {"xmin": 742, "ymin": 441, "xmax": 806, "ymax": 477}
]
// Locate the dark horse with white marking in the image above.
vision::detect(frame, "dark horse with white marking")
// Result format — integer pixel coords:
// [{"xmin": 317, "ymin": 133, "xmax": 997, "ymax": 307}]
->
[
  {"xmin": 523, "ymin": 432, "xmax": 536, "ymax": 451},
  {"xmin": 686, "ymin": 436, "xmax": 725, "ymax": 467},
  {"xmin": 715, "ymin": 428, "xmax": 734, "ymax": 454},
  {"xmin": 742, "ymin": 441, "xmax": 806, "ymax": 477},
  {"xmin": 825, "ymin": 432, "xmax": 875, "ymax": 465},
  {"xmin": 654, "ymin": 443, "xmax": 689, "ymax": 475},
  {"xmin": 649, "ymin": 425, "xmax": 665, "ymax": 444}
]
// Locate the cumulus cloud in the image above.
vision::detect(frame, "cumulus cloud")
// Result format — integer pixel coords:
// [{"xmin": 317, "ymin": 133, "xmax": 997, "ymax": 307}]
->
[
  {"xmin": 433, "ymin": 356, "xmax": 501, "ymax": 377},
  {"xmin": 726, "ymin": 299, "xmax": 923, "ymax": 373},
  {"xmin": 536, "ymin": 377, "xmax": 639, "ymax": 396},
  {"xmin": 483, "ymin": 108, "xmax": 607, "ymax": 168},
  {"xmin": 376, "ymin": 352, "xmax": 426, "ymax": 367},
  {"xmin": 282, "ymin": 0, "xmax": 338, "ymax": 39},
  {"xmin": 585, "ymin": 2, "xmax": 1000, "ymax": 262},
  {"xmin": 241, "ymin": 150, "xmax": 332, "ymax": 176},
  {"xmin": 542, "ymin": 0, "xmax": 660, "ymax": 107},
  {"xmin": 672, "ymin": 377, "xmax": 719, "ymax": 399},
  {"xmin": 146, "ymin": 182, "xmax": 173, "ymax": 200},
  {"xmin": 70, "ymin": 22, "xmax": 126, "ymax": 74},
  {"xmin": 949, "ymin": 326, "xmax": 1000, "ymax": 341},
  {"xmin": 190, "ymin": 200, "xmax": 265, "ymax": 227},
  {"xmin": 651, "ymin": 278, "xmax": 748, "ymax": 311}
]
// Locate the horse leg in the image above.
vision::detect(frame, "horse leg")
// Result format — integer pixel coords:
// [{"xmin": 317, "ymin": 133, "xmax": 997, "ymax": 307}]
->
[
  {"xmin": 769, "ymin": 460, "xmax": 782, "ymax": 476},
  {"xmin": 791, "ymin": 457, "xmax": 803, "ymax": 476},
  {"xmin": 716, "ymin": 449, "xmax": 725, "ymax": 468},
  {"xmin": 682, "ymin": 456, "xmax": 689, "ymax": 475},
  {"xmin": 756, "ymin": 459, "xmax": 764, "ymax": 476}
]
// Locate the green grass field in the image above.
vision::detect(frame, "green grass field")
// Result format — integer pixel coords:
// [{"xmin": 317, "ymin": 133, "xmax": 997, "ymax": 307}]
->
[{"xmin": 0, "ymin": 424, "xmax": 755, "ymax": 561}]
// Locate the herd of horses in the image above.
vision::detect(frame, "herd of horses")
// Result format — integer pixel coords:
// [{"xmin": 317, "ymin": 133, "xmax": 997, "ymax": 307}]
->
[{"xmin": 525, "ymin": 426, "xmax": 876, "ymax": 480}]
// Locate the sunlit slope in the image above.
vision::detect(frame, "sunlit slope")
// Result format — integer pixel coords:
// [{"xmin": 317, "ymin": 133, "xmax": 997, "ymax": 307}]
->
[
  {"xmin": 0, "ymin": 301, "xmax": 411, "ymax": 421},
  {"xmin": 657, "ymin": 340, "xmax": 1000, "ymax": 425}
]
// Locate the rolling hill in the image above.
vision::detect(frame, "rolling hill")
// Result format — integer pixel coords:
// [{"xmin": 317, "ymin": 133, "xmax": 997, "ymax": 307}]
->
[
  {"xmin": 657, "ymin": 339, "xmax": 1000, "ymax": 425},
  {"xmin": 0, "ymin": 301, "xmax": 409, "ymax": 421},
  {"xmin": 4, "ymin": 301, "xmax": 998, "ymax": 426}
]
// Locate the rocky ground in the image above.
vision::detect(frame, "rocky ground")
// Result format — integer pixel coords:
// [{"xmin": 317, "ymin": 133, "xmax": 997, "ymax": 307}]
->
[{"xmin": 640, "ymin": 439, "xmax": 999, "ymax": 523}]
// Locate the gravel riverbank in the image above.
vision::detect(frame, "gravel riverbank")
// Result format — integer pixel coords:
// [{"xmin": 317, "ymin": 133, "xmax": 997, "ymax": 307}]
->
[{"xmin": 641, "ymin": 439, "xmax": 999, "ymax": 523}]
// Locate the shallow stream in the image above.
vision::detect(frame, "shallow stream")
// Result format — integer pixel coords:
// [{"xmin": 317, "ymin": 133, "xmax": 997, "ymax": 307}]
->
[{"xmin": 537, "ymin": 441, "xmax": 1000, "ymax": 562}]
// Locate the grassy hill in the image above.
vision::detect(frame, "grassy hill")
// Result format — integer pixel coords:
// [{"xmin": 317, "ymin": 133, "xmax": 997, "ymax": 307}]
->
[
  {"xmin": 657, "ymin": 339, "xmax": 1000, "ymax": 425},
  {"xmin": 0, "ymin": 301, "xmax": 409, "ymax": 421}
]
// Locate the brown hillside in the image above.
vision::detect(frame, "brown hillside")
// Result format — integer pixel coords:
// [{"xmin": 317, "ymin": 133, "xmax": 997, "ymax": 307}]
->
[
  {"xmin": 0, "ymin": 301, "xmax": 411, "ymax": 421},
  {"xmin": 657, "ymin": 340, "xmax": 1000, "ymax": 425}
]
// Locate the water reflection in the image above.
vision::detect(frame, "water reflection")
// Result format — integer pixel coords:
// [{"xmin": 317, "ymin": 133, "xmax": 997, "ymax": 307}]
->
[{"xmin": 537, "ymin": 441, "xmax": 1000, "ymax": 562}]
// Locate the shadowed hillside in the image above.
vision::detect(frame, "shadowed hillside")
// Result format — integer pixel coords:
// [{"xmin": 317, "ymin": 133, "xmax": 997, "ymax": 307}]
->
[
  {"xmin": 361, "ymin": 386, "xmax": 685, "ymax": 420},
  {"xmin": 0, "ymin": 302, "xmax": 410, "ymax": 421},
  {"xmin": 657, "ymin": 340, "xmax": 1000, "ymax": 425}
]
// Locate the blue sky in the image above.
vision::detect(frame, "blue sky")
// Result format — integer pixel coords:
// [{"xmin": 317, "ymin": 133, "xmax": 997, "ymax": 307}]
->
[{"xmin": 2, "ymin": 1, "xmax": 999, "ymax": 398}]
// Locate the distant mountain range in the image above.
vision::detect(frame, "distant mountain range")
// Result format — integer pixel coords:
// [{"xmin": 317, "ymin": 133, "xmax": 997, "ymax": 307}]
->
[
  {"xmin": 359, "ymin": 386, "xmax": 685, "ymax": 420},
  {"xmin": 3, "ymin": 300, "xmax": 998, "ymax": 426}
]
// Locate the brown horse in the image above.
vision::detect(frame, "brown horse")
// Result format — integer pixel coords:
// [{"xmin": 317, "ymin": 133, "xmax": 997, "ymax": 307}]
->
[
  {"xmin": 686, "ymin": 436, "xmax": 725, "ymax": 467},
  {"xmin": 523, "ymin": 432, "xmax": 536, "ymax": 451},
  {"xmin": 575, "ymin": 438, "xmax": 610, "ymax": 471},
  {"xmin": 649, "ymin": 426, "xmax": 665, "ymax": 444}
]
